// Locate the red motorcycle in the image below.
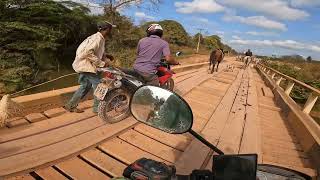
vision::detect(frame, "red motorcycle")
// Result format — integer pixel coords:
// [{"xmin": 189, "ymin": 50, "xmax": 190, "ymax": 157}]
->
[
  {"xmin": 93, "ymin": 60, "xmax": 177, "ymax": 123},
  {"xmin": 156, "ymin": 60, "xmax": 176, "ymax": 91}
]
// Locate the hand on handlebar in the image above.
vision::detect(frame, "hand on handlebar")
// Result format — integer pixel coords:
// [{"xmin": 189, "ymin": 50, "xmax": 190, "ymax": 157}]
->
[
  {"xmin": 103, "ymin": 54, "xmax": 114, "ymax": 61},
  {"xmin": 171, "ymin": 61, "xmax": 181, "ymax": 66},
  {"xmin": 165, "ymin": 61, "xmax": 180, "ymax": 66},
  {"xmin": 107, "ymin": 55, "xmax": 114, "ymax": 61}
]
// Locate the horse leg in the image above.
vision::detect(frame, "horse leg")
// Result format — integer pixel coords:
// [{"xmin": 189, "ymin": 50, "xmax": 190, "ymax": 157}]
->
[
  {"xmin": 216, "ymin": 61, "xmax": 220, "ymax": 72},
  {"xmin": 211, "ymin": 61, "xmax": 215, "ymax": 74}
]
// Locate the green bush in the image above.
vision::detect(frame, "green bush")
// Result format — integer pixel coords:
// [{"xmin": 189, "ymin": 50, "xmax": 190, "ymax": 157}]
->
[{"xmin": 266, "ymin": 60, "xmax": 320, "ymax": 114}]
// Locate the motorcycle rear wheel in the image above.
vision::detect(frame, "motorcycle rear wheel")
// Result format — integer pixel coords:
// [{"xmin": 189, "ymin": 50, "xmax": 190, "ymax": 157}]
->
[
  {"xmin": 161, "ymin": 78, "xmax": 174, "ymax": 91},
  {"xmin": 98, "ymin": 88, "xmax": 131, "ymax": 123}
]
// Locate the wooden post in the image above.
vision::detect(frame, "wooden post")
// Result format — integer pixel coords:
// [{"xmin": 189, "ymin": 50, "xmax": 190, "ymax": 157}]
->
[
  {"xmin": 285, "ymin": 81, "xmax": 295, "ymax": 95},
  {"xmin": 276, "ymin": 77, "xmax": 283, "ymax": 86},
  {"xmin": 267, "ymin": 70, "xmax": 270, "ymax": 74},
  {"xmin": 303, "ymin": 93, "xmax": 319, "ymax": 114},
  {"xmin": 271, "ymin": 73, "xmax": 276, "ymax": 79},
  {"xmin": 196, "ymin": 34, "xmax": 201, "ymax": 53}
]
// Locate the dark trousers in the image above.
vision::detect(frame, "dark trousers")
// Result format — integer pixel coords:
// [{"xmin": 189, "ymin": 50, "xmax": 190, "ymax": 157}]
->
[{"xmin": 135, "ymin": 70, "xmax": 159, "ymax": 86}]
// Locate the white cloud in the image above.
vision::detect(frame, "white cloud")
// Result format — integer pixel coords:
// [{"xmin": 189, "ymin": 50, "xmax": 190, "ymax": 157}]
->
[
  {"xmin": 135, "ymin": 12, "xmax": 155, "ymax": 20},
  {"xmin": 230, "ymin": 39, "xmax": 320, "ymax": 53},
  {"xmin": 191, "ymin": 17, "xmax": 209, "ymax": 23},
  {"xmin": 214, "ymin": 30, "xmax": 225, "ymax": 39},
  {"xmin": 215, "ymin": 30, "xmax": 225, "ymax": 34},
  {"xmin": 290, "ymin": 0, "xmax": 320, "ymax": 7},
  {"xmin": 175, "ymin": 0, "xmax": 225, "ymax": 14},
  {"xmin": 232, "ymin": 35, "xmax": 241, "ymax": 39},
  {"xmin": 218, "ymin": 0, "xmax": 309, "ymax": 20},
  {"xmin": 246, "ymin": 31, "xmax": 279, "ymax": 37},
  {"xmin": 310, "ymin": 45, "xmax": 320, "ymax": 52},
  {"xmin": 223, "ymin": 15, "xmax": 287, "ymax": 31}
]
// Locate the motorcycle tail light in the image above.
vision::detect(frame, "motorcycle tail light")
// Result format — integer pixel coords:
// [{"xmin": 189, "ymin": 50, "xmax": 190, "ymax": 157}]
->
[{"xmin": 104, "ymin": 72, "xmax": 115, "ymax": 79}]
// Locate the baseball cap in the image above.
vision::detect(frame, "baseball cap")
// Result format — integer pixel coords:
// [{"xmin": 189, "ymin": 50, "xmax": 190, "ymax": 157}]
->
[{"xmin": 97, "ymin": 21, "xmax": 116, "ymax": 31}]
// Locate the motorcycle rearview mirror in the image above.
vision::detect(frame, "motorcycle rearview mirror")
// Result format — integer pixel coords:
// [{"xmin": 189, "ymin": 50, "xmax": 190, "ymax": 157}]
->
[
  {"xmin": 130, "ymin": 85, "xmax": 224, "ymax": 155},
  {"xmin": 176, "ymin": 51, "xmax": 182, "ymax": 57}
]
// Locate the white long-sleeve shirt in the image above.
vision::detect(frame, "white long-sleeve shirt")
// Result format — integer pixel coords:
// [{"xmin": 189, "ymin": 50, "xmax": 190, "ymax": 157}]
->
[{"xmin": 72, "ymin": 32, "xmax": 106, "ymax": 73}]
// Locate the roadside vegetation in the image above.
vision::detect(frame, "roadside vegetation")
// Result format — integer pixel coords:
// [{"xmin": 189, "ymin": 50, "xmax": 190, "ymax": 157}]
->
[
  {"xmin": 260, "ymin": 55, "xmax": 320, "ymax": 123},
  {"xmin": 0, "ymin": 0, "xmax": 236, "ymax": 95}
]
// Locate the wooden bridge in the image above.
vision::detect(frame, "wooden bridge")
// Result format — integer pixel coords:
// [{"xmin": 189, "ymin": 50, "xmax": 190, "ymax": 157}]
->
[{"xmin": 0, "ymin": 57, "xmax": 319, "ymax": 179}]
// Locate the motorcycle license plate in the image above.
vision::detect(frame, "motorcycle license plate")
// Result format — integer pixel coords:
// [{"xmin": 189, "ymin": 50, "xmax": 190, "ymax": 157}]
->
[{"xmin": 94, "ymin": 83, "xmax": 109, "ymax": 100}]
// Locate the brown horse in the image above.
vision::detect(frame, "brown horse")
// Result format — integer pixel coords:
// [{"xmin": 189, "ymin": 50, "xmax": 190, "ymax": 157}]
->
[{"xmin": 209, "ymin": 49, "xmax": 224, "ymax": 73}]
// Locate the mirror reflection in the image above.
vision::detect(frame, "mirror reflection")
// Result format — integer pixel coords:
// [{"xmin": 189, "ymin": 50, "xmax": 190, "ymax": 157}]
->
[{"xmin": 130, "ymin": 86, "xmax": 193, "ymax": 134}]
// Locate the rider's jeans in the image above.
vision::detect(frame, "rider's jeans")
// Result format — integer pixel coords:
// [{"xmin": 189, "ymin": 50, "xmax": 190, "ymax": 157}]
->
[
  {"xmin": 65, "ymin": 72, "xmax": 100, "ymax": 112},
  {"xmin": 135, "ymin": 70, "xmax": 159, "ymax": 86}
]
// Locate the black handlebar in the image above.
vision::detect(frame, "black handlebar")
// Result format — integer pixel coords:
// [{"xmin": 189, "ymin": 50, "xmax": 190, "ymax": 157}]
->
[{"xmin": 176, "ymin": 170, "xmax": 214, "ymax": 180}]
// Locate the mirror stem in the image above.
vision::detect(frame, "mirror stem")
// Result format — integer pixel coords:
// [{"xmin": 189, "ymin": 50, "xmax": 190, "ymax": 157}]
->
[{"xmin": 189, "ymin": 129, "xmax": 224, "ymax": 155}]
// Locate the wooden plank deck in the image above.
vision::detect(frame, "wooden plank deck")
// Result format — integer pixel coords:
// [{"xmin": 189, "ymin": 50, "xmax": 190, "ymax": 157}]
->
[
  {"xmin": 253, "ymin": 69, "xmax": 316, "ymax": 176},
  {"xmin": 0, "ymin": 58, "xmax": 317, "ymax": 179}
]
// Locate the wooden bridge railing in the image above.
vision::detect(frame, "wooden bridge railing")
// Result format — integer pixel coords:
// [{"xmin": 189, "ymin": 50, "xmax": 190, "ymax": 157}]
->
[
  {"xmin": 257, "ymin": 64, "xmax": 319, "ymax": 115},
  {"xmin": 257, "ymin": 63, "xmax": 320, "ymax": 169}
]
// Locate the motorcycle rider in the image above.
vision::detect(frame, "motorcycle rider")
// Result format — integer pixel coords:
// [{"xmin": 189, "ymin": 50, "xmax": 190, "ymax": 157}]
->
[
  {"xmin": 244, "ymin": 49, "xmax": 253, "ymax": 67},
  {"xmin": 133, "ymin": 24, "xmax": 179, "ymax": 86},
  {"xmin": 63, "ymin": 21, "xmax": 116, "ymax": 113}
]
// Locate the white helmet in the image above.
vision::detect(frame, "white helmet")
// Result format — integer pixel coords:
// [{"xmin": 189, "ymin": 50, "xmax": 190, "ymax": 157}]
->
[{"xmin": 146, "ymin": 23, "xmax": 163, "ymax": 37}]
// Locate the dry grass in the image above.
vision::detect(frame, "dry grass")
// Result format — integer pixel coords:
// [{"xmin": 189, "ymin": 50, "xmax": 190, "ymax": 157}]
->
[{"xmin": 0, "ymin": 95, "xmax": 24, "ymax": 127}]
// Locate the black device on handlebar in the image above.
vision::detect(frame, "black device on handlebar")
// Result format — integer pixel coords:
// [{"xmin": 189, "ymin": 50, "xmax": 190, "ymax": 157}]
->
[
  {"xmin": 123, "ymin": 158, "xmax": 176, "ymax": 180},
  {"xmin": 213, "ymin": 154, "xmax": 257, "ymax": 180}
]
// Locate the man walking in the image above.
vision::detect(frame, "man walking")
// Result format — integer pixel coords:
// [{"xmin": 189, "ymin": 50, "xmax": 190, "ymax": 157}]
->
[{"xmin": 64, "ymin": 21, "xmax": 116, "ymax": 113}]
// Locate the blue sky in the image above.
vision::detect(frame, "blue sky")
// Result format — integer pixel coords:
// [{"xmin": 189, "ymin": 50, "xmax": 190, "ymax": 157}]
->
[{"xmin": 75, "ymin": 0, "xmax": 320, "ymax": 59}]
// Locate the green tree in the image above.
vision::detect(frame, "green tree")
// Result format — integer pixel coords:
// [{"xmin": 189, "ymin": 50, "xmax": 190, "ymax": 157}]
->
[
  {"xmin": 203, "ymin": 35, "xmax": 223, "ymax": 49},
  {"xmin": 281, "ymin": 55, "xmax": 305, "ymax": 62},
  {"xmin": 102, "ymin": 0, "xmax": 162, "ymax": 22},
  {"xmin": 142, "ymin": 20, "xmax": 191, "ymax": 46},
  {"xmin": 0, "ymin": 0, "xmax": 96, "ymax": 93}
]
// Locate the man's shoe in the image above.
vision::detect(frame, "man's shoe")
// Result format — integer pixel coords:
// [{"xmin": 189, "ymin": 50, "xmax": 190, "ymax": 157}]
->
[{"xmin": 63, "ymin": 106, "xmax": 84, "ymax": 113}]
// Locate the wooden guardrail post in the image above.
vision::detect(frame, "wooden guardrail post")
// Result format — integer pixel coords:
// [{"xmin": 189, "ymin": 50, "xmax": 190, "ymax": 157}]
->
[
  {"xmin": 276, "ymin": 77, "xmax": 283, "ymax": 85},
  {"xmin": 271, "ymin": 73, "xmax": 275, "ymax": 79},
  {"xmin": 285, "ymin": 81, "xmax": 295, "ymax": 95},
  {"xmin": 303, "ymin": 93, "xmax": 319, "ymax": 114}
]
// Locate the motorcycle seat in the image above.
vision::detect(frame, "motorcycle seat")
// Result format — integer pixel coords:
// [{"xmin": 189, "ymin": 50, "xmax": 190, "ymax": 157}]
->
[{"xmin": 120, "ymin": 68, "xmax": 146, "ymax": 82}]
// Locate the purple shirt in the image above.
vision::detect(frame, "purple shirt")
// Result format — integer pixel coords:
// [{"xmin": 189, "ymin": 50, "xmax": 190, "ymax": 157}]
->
[{"xmin": 134, "ymin": 35, "xmax": 170, "ymax": 74}]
